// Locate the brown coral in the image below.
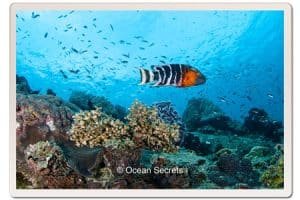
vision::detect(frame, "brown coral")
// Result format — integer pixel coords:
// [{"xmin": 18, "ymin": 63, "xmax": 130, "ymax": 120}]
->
[
  {"xmin": 127, "ymin": 100, "xmax": 180, "ymax": 153},
  {"xmin": 69, "ymin": 107, "xmax": 130, "ymax": 148}
]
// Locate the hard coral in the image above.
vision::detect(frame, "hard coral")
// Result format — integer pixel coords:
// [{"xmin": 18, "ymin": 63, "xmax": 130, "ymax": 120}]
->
[
  {"xmin": 21, "ymin": 141, "xmax": 84, "ymax": 188},
  {"xmin": 260, "ymin": 154, "xmax": 284, "ymax": 188},
  {"xmin": 127, "ymin": 100, "xmax": 180, "ymax": 153},
  {"xmin": 69, "ymin": 101, "xmax": 180, "ymax": 153},
  {"xmin": 69, "ymin": 107, "xmax": 130, "ymax": 148}
]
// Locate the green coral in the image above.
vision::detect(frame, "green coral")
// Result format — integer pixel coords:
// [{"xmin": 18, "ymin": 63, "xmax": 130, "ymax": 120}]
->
[
  {"xmin": 69, "ymin": 100, "xmax": 180, "ymax": 153},
  {"xmin": 260, "ymin": 155, "xmax": 284, "ymax": 188}
]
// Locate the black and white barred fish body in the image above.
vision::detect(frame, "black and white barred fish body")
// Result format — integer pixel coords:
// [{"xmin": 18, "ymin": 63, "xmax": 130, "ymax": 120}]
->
[{"xmin": 139, "ymin": 64, "xmax": 206, "ymax": 87}]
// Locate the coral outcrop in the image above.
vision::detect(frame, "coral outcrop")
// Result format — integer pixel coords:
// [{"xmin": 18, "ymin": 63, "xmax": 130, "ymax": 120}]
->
[
  {"xmin": 181, "ymin": 132, "xmax": 213, "ymax": 155},
  {"xmin": 16, "ymin": 93, "xmax": 79, "ymax": 158},
  {"xmin": 244, "ymin": 146, "xmax": 273, "ymax": 173},
  {"xmin": 17, "ymin": 75, "xmax": 40, "ymax": 94},
  {"xmin": 207, "ymin": 148, "xmax": 259, "ymax": 188},
  {"xmin": 18, "ymin": 141, "xmax": 85, "ymax": 188},
  {"xmin": 69, "ymin": 107, "xmax": 130, "ymax": 148},
  {"xmin": 127, "ymin": 101, "xmax": 180, "ymax": 153},
  {"xmin": 182, "ymin": 98, "xmax": 244, "ymax": 135},
  {"xmin": 244, "ymin": 108, "xmax": 283, "ymax": 142}
]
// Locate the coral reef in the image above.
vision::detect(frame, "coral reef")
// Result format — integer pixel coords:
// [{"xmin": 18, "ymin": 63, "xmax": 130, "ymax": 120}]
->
[
  {"xmin": 127, "ymin": 100, "xmax": 180, "ymax": 153},
  {"xmin": 15, "ymin": 77, "xmax": 285, "ymax": 189},
  {"xmin": 69, "ymin": 91, "xmax": 127, "ymax": 121},
  {"xmin": 19, "ymin": 141, "xmax": 85, "ymax": 188},
  {"xmin": 69, "ymin": 107, "xmax": 130, "ymax": 148},
  {"xmin": 182, "ymin": 98, "xmax": 245, "ymax": 135},
  {"xmin": 16, "ymin": 93, "xmax": 79, "ymax": 158},
  {"xmin": 244, "ymin": 108, "xmax": 283, "ymax": 142}
]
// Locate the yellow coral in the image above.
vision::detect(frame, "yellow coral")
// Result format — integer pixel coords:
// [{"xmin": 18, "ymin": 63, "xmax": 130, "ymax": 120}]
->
[
  {"xmin": 260, "ymin": 155, "xmax": 284, "ymax": 188},
  {"xmin": 69, "ymin": 101, "xmax": 180, "ymax": 153},
  {"xmin": 127, "ymin": 100, "xmax": 180, "ymax": 153},
  {"xmin": 69, "ymin": 107, "xmax": 130, "ymax": 148}
]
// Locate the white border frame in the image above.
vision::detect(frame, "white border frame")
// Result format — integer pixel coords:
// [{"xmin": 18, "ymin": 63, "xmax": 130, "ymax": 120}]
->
[{"xmin": 9, "ymin": 2, "xmax": 293, "ymax": 198}]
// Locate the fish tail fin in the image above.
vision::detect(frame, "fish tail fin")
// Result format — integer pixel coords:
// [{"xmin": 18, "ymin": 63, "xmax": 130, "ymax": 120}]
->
[{"xmin": 139, "ymin": 68, "xmax": 153, "ymax": 85}]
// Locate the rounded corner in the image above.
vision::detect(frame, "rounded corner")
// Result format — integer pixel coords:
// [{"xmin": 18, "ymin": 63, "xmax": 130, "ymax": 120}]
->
[
  {"xmin": 282, "ymin": 3, "xmax": 293, "ymax": 13},
  {"xmin": 9, "ymin": 188, "xmax": 18, "ymax": 198},
  {"xmin": 9, "ymin": 3, "xmax": 19, "ymax": 12},
  {"xmin": 285, "ymin": 188, "xmax": 293, "ymax": 198}
]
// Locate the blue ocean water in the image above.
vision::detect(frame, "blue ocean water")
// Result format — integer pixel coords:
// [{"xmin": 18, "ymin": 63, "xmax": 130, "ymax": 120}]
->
[{"xmin": 16, "ymin": 10, "xmax": 284, "ymax": 122}]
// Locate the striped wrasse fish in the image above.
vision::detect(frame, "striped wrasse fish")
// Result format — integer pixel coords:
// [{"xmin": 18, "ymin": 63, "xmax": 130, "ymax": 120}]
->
[{"xmin": 139, "ymin": 64, "xmax": 206, "ymax": 87}]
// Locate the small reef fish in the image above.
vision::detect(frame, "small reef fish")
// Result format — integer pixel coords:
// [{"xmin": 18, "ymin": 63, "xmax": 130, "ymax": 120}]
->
[
  {"xmin": 139, "ymin": 64, "xmax": 206, "ymax": 87},
  {"xmin": 110, "ymin": 24, "xmax": 114, "ymax": 31},
  {"xmin": 31, "ymin": 12, "xmax": 40, "ymax": 18}
]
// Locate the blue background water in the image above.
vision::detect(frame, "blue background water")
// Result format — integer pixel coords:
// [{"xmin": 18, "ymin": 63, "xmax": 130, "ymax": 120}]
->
[{"xmin": 16, "ymin": 10, "xmax": 284, "ymax": 122}]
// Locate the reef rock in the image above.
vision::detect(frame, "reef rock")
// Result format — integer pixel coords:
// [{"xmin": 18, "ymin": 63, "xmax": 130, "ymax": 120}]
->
[
  {"xmin": 243, "ymin": 108, "xmax": 283, "ymax": 142},
  {"xmin": 18, "ymin": 141, "xmax": 85, "ymax": 188},
  {"xmin": 16, "ymin": 93, "xmax": 78, "ymax": 158},
  {"xmin": 207, "ymin": 149, "xmax": 259, "ymax": 188},
  {"xmin": 69, "ymin": 91, "xmax": 127, "ymax": 121},
  {"xmin": 181, "ymin": 132, "xmax": 213, "ymax": 155},
  {"xmin": 182, "ymin": 98, "xmax": 244, "ymax": 135}
]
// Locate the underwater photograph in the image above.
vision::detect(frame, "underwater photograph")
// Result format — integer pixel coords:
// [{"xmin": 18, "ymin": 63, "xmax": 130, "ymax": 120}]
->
[{"xmin": 16, "ymin": 10, "xmax": 284, "ymax": 189}]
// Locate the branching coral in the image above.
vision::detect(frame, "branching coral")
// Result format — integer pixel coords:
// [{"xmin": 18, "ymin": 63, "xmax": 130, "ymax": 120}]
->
[
  {"xmin": 69, "ymin": 107, "xmax": 130, "ymax": 148},
  {"xmin": 68, "ymin": 101, "xmax": 180, "ymax": 153},
  {"xmin": 127, "ymin": 100, "xmax": 180, "ymax": 153}
]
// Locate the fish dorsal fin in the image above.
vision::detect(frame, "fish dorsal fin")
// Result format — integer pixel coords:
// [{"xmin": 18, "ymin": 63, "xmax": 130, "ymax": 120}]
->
[{"xmin": 151, "ymin": 65, "xmax": 160, "ymax": 71}]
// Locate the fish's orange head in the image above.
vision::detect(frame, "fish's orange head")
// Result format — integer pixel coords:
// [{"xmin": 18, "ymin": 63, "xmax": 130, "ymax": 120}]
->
[{"xmin": 181, "ymin": 68, "xmax": 206, "ymax": 87}]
